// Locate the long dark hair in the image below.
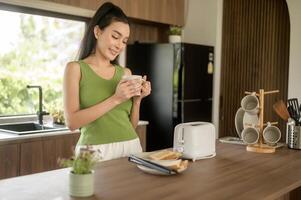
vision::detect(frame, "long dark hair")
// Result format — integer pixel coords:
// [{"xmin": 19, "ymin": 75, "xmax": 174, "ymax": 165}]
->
[{"xmin": 78, "ymin": 2, "xmax": 129, "ymax": 64}]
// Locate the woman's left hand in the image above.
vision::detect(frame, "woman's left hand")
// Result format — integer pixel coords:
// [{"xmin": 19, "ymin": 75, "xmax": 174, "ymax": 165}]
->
[{"xmin": 134, "ymin": 75, "xmax": 151, "ymax": 101}]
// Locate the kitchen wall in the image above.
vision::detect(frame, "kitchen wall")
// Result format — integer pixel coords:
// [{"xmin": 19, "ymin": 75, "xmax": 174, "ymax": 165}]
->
[
  {"xmin": 286, "ymin": 0, "xmax": 301, "ymax": 101},
  {"xmin": 182, "ymin": 0, "xmax": 221, "ymax": 137},
  {"xmin": 184, "ymin": 0, "xmax": 301, "ymax": 136},
  {"xmin": 182, "ymin": 0, "xmax": 218, "ymax": 46}
]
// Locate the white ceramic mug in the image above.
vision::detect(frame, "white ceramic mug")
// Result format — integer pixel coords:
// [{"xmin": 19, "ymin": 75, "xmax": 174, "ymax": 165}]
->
[
  {"xmin": 263, "ymin": 122, "xmax": 281, "ymax": 145},
  {"xmin": 241, "ymin": 93, "xmax": 259, "ymax": 114},
  {"xmin": 122, "ymin": 75, "xmax": 143, "ymax": 96},
  {"xmin": 241, "ymin": 127, "xmax": 259, "ymax": 145}
]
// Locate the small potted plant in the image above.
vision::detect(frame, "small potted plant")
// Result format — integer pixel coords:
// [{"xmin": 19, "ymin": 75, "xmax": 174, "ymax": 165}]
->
[
  {"xmin": 47, "ymin": 102, "xmax": 65, "ymax": 125},
  {"xmin": 50, "ymin": 109, "xmax": 65, "ymax": 125},
  {"xmin": 168, "ymin": 25, "xmax": 182, "ymax": 43},
  {"xmin": 58, "ymin": 147, "xmax": 101, "ymax": 197}
]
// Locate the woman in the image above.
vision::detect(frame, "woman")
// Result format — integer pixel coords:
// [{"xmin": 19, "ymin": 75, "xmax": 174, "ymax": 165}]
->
[{"xmin": 63, "ymin": 2, "xmax": 151, "ymax": 160}]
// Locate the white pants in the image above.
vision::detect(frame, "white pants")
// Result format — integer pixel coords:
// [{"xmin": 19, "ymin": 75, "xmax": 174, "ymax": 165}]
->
[{"xmin": 76, "ymin": 138, "xmax": 142, "ymax": 161}]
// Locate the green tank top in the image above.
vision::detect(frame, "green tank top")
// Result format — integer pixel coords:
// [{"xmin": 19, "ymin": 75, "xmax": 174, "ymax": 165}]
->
[{"xmin": 77, "ymin": 60, "xmax": 138, "ymax": 145}]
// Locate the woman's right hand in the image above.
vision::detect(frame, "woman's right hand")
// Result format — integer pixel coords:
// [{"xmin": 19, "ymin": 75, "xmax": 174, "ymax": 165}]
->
[{"xmin": 113, "ymin": 79, "xmax": 142, "ymax": 104}]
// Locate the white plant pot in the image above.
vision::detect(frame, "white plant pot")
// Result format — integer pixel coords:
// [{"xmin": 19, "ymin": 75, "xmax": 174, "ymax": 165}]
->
[
  {"xmin": 168, "ymin": 35, "xmax": 181, "ymax": 43},
  {"xmin": 69, "ymin": 171, "xmax": 94, "ymax": 197}
]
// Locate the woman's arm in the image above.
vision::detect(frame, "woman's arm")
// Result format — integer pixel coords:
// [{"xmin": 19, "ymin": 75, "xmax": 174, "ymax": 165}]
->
[
  {"xmin": 130, "ymin": 99, "xmax": 141, "ymax": 129},
  {"xmin": 122, "ymin": 68, "xmax": 140, "ymax": 128},
  {"xmin": 63, "ymin": 62, "xmax": 137, "ymax": 131},
  {"xmin": 128, "ymin": 72, "xmax": 152, "ymax": 128}
]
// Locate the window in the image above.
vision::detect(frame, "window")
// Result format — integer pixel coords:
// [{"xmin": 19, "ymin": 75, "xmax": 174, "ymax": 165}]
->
[{"xmin": 0, "ymin": 7, "xmax": 86, "ymax": 116}]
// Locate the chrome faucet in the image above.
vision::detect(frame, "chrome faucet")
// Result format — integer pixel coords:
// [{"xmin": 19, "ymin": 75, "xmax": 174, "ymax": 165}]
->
[{"xmin": 27, "ymin": 85, "xmax": 49, "ymax": 125}]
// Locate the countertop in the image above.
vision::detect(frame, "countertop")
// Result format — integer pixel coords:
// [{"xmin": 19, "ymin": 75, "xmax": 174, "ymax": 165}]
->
[
  {"xmin": 0, "ymin": 120, "xmax": 149, "ymax": 145},
  {"xmin": 1, "ymin": 142, "xmax": 301, "ymax": 200}
]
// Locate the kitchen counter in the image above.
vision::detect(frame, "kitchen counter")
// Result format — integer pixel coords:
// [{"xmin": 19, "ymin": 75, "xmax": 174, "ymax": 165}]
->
[
  {"xmin": 1, "ymin": 142, "xmax": 301, "ymax": 200},
  {"xmin": 0, "ymin": 120, "xmax": 149, "ymax": 179},
  {"xmin": 0, "ymin": 120, "xmax": 149, "ymax": 145}
]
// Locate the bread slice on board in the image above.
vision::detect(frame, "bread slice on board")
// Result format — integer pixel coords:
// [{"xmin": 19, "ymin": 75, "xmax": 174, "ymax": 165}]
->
[{"xmin": 148, "ymin": 150, "xmax": 182, "ymax": 160}]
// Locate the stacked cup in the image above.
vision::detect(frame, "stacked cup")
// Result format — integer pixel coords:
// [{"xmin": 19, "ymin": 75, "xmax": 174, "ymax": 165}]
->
[
  {"xmin": 239, "ymin": 93, "xmax": 281, "ymax": 146},
  {"xmin": 262, "ymin": 122, "xmax": 281, "ymax": 146},
  {"xmin": 240, "ymin": 93, "xmax": 260, "ymax": 144}
]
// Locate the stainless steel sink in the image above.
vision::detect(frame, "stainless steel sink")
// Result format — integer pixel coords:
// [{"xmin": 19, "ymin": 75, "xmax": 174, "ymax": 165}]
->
[{"xmin": 0, "ymin": 122, "xmax": 68, "ymax": 135}]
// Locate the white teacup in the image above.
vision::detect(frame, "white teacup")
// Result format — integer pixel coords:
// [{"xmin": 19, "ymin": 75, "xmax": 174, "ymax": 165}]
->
[
  {"xmin": 263, "ymin": 122, "xmax": 281, "ymax": 145},
  {"xmin": 241, "ymin": 127, "xmax": 259, "ymax": 145},
  {"xmin": 122, "ymin": 75, "xmax": 142, "ymax": 81},
  {"xmin": 241, "ymin": 93, "xmax": 259, "ymax": 114},
  {"xmin": 122, "ymin": 75, "xmax": 143, "ymax": 96}
]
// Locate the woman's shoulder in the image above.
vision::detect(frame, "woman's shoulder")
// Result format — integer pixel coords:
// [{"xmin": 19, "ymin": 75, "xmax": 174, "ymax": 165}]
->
[
  {"xmin": 113, "ymin": 64, "xmax": 131, "ymax": 76},
  {"xmin": 121, "ymin": 66, "xmax": 132, "ymax": 76},
  {"xmin": 65, "ymin": 61, "xmax": 81, "ymax": 75},
  {"xmin": 66, "ymin": 61, "xmax": 81, "ymax": 67}
]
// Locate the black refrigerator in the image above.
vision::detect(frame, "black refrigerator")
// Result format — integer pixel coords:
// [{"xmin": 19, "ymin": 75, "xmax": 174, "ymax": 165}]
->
[{"xmin": 126, "ymin": 43, "xmax": 214, "ymax": 151}]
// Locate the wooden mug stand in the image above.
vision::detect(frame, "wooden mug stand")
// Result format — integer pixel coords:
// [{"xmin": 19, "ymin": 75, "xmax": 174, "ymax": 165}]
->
[{"xmin": 244, "ymin": 89, "xmax": 279, "ymax": 153}]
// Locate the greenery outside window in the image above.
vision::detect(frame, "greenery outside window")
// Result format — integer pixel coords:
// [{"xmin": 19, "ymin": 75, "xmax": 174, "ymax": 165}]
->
[{"xmin": 0, "ymin": 7, "xmax": 86, "ymax": 117}]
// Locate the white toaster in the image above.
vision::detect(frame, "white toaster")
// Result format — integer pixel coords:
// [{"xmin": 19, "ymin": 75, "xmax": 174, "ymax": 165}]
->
[{"xmin": 173, "ymin": 122, "xmax": 216, "ymax": 161}]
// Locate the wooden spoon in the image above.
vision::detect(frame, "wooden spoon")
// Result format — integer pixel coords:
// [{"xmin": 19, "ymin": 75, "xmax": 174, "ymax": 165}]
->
[{"xmin": 273, "ymin": 100, "xmax": 290, "ymax": 121}]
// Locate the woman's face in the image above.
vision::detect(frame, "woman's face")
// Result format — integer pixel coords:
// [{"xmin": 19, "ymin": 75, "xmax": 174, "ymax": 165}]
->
[{"xmin": 94, "ymin": 21, "xmax": 130, "ymax": 61}]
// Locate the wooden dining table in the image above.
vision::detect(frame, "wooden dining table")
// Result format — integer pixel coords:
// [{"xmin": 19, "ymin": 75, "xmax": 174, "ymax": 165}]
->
[{"xmin": 1, "ymin": 142, "xmax": 301, "ymax": 200}]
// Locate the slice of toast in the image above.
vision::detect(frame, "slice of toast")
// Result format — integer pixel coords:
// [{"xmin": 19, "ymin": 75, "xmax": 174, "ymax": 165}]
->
[
  {"xmin": 176, "ymin": 160, "xmax": 189, "ymax": 172},
  {"xmin": 163, "ymin": 151, "xmax": 182, "ymax": 160},
  {"xmin": 164, "ymin": 159, "xmax": 188, "ymax": 171},
  {"xmin": 148, "ymin": 150, "xmax": 182, "ymax": 160},
  {"xmin": 164, "ymin": 159, "xmax": 182, "ymax": 170}
]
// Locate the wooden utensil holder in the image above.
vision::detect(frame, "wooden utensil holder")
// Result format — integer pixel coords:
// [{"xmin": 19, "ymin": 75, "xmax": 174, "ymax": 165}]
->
[{"xmin": 244, "ymin": 89, "xmax": 279, "ymax": 153}]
